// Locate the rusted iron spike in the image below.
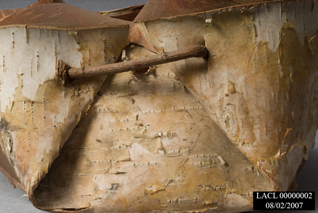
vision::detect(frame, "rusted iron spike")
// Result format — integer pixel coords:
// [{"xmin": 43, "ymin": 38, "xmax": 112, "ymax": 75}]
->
[{"xmin": 58, "ymin": 45, "xmax": 208, "ymax": 81}]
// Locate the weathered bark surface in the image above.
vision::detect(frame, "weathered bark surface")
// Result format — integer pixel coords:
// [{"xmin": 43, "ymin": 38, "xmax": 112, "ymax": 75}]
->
[
  {"xmin": 134, "ymin": 0, "xmax": 285, "ymax": 21},
  {"xmin": 0, "ymin": 0, "xmax": 317, "ymax": 212},
  {"xmin": 0, "ymin": 145, "xmax": 23, "ymax": 190},
  {"xmin": 99, "ymin": 4, "xmax": 144, "ymax": 21},
  {"xmin": 0, "ymin": 0, "xmax": 65, "ymax": 22},
  {"xmin": 0, "ymin": 3, "xmax": 131, "ymax": 30},
  {"xmin": 33, "ymin": 46, "xmax": 272, "ymax": 212},
  {"xmin": 0, "ymin": 1, "xmax": 130, "ymax": 206},
  {"xmin": 132, "ymin": 0, "xmax": 318, "ymax": 192}
]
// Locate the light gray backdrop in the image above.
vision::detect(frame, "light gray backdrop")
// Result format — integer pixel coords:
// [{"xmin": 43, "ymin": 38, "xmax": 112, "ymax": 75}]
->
[{"xmin": 0, "ymin": 1, "xmax": 317, "ymax": 213}]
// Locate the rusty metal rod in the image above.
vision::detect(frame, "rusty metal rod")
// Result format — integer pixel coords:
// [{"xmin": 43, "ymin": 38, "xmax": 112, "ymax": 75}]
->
[{"xmin": 58, "ymin": 45, "xmax": 208, "ymax": 81}]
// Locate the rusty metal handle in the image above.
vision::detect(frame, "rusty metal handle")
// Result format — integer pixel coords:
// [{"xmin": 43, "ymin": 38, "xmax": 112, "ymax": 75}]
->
[{"xmin": 58, "ymin": 45, "xmax": 208, "ymax": 81}]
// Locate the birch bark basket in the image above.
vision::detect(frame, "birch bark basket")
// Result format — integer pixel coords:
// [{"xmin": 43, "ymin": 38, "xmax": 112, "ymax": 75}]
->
[
  {"xmin": 130, "ymin": 0, "xmax": 318, "ymax": 200},
  {"xmin": 0, "ymin": 0, "xmax": 317, "ymax": 212},
  {"xmin": 0, "ymin": 2, "xmax": 130, "ymax": 211}
]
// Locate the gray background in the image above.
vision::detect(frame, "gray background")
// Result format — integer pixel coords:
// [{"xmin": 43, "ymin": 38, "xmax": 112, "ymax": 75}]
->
[{"xmin": 0, "ymin": 1, "xmax": 317, "ymax": 212}]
